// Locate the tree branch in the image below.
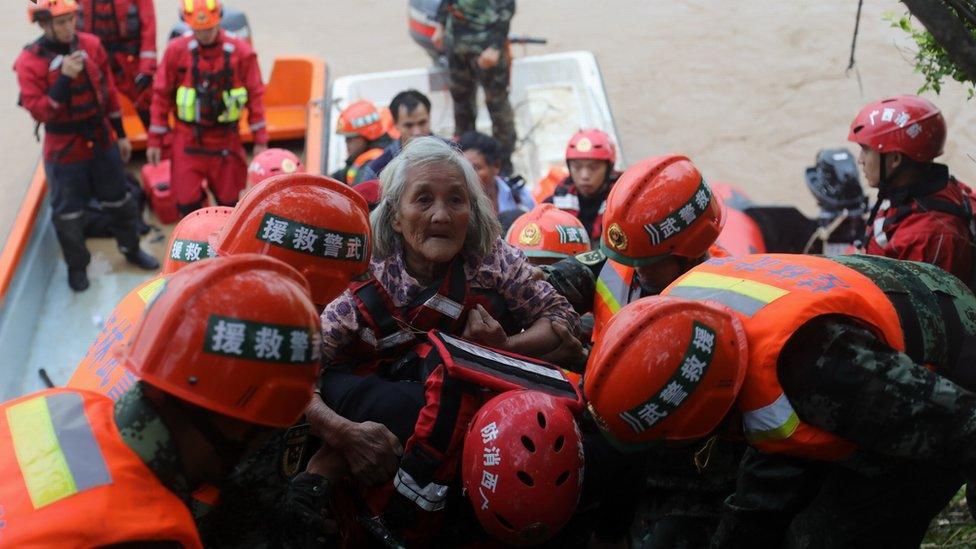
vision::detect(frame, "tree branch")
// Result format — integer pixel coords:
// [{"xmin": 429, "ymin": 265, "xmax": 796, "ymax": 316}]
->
[{"xmin": 902, "ymin": 0, "xmax": 976, "ymax": 84}]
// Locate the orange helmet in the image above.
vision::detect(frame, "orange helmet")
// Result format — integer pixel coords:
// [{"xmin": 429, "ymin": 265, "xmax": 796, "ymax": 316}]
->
[
  {"xmin": 565, "ymin": 129, "xmax": 616, "ymax": 165},
  {"xmin": 584, "ymin": 296, "xmax": 748, "ymax": 448},
  {"xmin": 601, "ymin": 155, "xmax": 725, "ymax": 267},
  {"xmin": 181, "ymin": 0, "xmax": 221, "ymax": 30},
  {"xmin": 28, "ymin": 0, "xmax": 78, "ymax": 22},
  {"xmin": 121, "ymin": 254, "xmax": 321, "ymax": 428},
  {"xmin": 336, "ymin": 100, "xmax": 386, "ymax": 142},
  {"xmin": 505, "ymin": 204, "xmax": 591, "ymax": 261},
  {"xmin": 162, "ymin": 206, "xmax": 232, "ymax": 275},
  {"xmin": 211, "ymin": 173, "xmax": 372, "ymax": 307},
  {"xmin": 462, "ymin": 390, "xmax": 583, "ymax": 546},
  {"xmin": 247, "ymin": 148, "xmax": 304, "ymax": 187}
]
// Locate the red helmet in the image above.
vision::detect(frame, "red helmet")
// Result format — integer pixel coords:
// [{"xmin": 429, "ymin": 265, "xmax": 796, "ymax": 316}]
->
[
  {"xmin": 122, "ymin": 254, "xmax": 322, "ymax": 428},
  {"xmin": 462, "ymin": 390, "xmax": 583, "ymax": 546},
  {"xmin": 565, "ymin": 129, "xmax": 616, "ymax": 165},
  {"xmin": 337, "ymin": 100, "xmax": 386, "ymax": 142},
  {"xmin": 181, "ymin": 0, "xmax": 221, "ymax": 30},
  {"xmin": 505, "ymin": 204, "xmax": 591, "ymax": 261},
  {"xmin": 162, "ymin": 206, "xmax": 233, "ymax": 275},
  {"xmin": 28, "ymin": 0, "xmax": 78, "ymax": 22},
  {"xmin": 847, "ymin": 95, "xmax": 946, "ymax": 163},
  {"xmin": 247, "ymin": 149, "xmax": 304, "ymax": 187},
  {"xmin": 211, "ymin": 173, "xmax": 372, "ymax": 307},
  {"xmin": 352, "ymin": 179, "xmax": 381, "ymax": 211},
  {"xmin": 601, "ymin": 155, "xmax": 725, "ymax": 266},
  {"xmin": 584, "ymin": 296, "xmax": 747, "ymax": 447}
]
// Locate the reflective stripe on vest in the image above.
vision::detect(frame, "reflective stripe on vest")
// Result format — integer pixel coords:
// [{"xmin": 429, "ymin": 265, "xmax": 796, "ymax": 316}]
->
[
  {"xmin": 175, "ymin": 86, "xmax": 248, "ymax": 124},
  {"xmin": 667, "ymin": 271, "xmax": 790, "ymax": 317},
  {"xmin": 7, "ymin": 392, "xmax": 111, "ymax": 509},
  {"xmin": 595, "ymin": 261, "xmax": 631, "ymax": 316},
  {"xmin": 741, "ymin": 392, "xmax": 800, "ymax": 443}
]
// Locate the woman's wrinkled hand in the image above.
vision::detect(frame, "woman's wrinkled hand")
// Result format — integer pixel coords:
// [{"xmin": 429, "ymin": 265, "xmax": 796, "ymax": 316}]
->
[
  {"xmin": 462, "ymin": 304, "xmax": 508, "ymax": 348},
  {"xmin": 335, "ymin": 420, "xmax": 402, "ymax": 487},
  {"xmin": 538, "ymin": 320, "xmax": 588, "ymax": 372}
]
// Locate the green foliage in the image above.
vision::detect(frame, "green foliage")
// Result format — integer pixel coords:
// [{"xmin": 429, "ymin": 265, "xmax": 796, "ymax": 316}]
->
[{"xmin": 885, "ymin": 11, "xmax": 976, "ymax": 99}]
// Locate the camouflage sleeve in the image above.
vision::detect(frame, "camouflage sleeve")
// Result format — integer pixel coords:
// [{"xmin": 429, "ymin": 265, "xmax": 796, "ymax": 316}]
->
[
  {"xmin": 779, "ymin": 319, "xmax": 976, "ymax": 463},
  {"xmin": 542, "ymin": 252, "xmax": 603, "ymax": 315}
]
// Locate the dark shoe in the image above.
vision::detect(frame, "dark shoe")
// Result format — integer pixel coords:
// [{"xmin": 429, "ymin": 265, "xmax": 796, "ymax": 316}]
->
[
  {"xmin": 68, "ymin": 268, "xmax": 90, "ymax": 292},
  {"xmin": 125, "ymin": 249, "xmax": 160, "ymax": 270}
]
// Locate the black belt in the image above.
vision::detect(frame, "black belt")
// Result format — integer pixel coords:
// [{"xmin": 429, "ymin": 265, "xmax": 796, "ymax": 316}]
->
[
  {"xmin": 44, "ymin": 118, "xmax": 100, "ymax": 134},
  {"xmin": 184, "ymin": 146, "xmax": 232, "ymax": 157}
]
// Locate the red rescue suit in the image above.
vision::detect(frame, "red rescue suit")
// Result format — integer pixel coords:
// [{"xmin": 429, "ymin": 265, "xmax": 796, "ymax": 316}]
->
[
  {"xmin": 149, "ymin": 30, "xmax": 268, "ymax": 209},
  {"xmin": 866, "ymin": 164, "xmax": 976, "ymax": 284},
  {"xmin": 77, "ymin": 0, "xmax": 156, "ymax": 114},
  {"xmin": 14, "ymin": 32, "xmax": 123, "ymax": 164}
]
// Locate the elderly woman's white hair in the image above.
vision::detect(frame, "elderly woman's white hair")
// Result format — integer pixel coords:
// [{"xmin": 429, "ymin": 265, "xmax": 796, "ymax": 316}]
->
[{"xmin": 371, "ymin": 136, "xmax": 501, "ymax": 259}]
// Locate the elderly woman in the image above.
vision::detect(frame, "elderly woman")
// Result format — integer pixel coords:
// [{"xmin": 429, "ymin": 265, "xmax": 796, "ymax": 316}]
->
[{"xmin": 306, "ymin": 136, "xmax": 581, "ymax": 486}]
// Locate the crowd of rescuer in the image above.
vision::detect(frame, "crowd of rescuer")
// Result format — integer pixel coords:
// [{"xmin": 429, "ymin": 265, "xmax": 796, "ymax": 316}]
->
[
  {"xmin": 15, "ymin": 0, "xmax": 158, "ymax": 292},
  {"xmin": 147, "ymin": 0, "xmax": 269, "ymax": 216},
  {"xmin": 353, "ymin": 89, "xmax": 435, "ymax": 184}
]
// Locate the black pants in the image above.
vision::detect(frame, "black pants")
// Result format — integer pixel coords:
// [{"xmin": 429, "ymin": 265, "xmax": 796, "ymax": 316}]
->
[{"xmin": 44, "ymin": 143, "xmax": 141, "ymax": 270}]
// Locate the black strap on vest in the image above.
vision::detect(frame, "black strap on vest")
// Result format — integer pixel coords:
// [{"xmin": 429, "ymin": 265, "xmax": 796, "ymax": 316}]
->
[
  {"xmin": 403, "ymin": 256, "xmax": 468, "ymax": 333},
  {"xmin": 884, "ymin": 291, "xmax": 925, "ymax": 364},
  {"xmin": 189, "ymin": 43, "xmax": 234, "ymax": 126},
  {"xmin": 356, "ymin": 280, "xmax": 406, "ymax": 342}
]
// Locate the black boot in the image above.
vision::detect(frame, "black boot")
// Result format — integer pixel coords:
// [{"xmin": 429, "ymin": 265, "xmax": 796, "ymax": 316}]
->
[
  {"xmin": 103, "ymin": 195, "xmax": 160, "ymax": 270},
  {"xmin": 52, "ymin": 214, "xmax": 92, "ymax": 291},
  {"xmin": 68, "ymin": 268, "xmax": 90, "ymax": 291}
]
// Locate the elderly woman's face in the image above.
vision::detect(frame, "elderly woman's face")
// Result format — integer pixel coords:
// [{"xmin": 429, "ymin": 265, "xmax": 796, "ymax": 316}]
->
[{"xmin": 393, "ymin": 163, "xmax": 472, "ymax": 266}]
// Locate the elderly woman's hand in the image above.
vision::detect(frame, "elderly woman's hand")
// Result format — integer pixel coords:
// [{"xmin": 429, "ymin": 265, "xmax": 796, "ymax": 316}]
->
[{"xmin": 462, "ymin": 304, "xmax": 508, "ymax": 348}]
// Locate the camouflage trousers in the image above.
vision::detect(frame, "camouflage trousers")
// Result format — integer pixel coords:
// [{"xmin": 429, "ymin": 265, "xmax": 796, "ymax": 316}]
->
[{"xmin": 448, "ymin": 46, "xmax": 517, "ymax": 170}]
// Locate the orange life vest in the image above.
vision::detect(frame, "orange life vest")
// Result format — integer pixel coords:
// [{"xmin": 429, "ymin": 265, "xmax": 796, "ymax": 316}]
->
[
  {"xmin": 346, "ymin": 147, "xmax": 384, "ymax": 185},
  {"xmin": 662, "ymin": 253, "xmax": 912, "ymax": 461},
  {"xmin": 592, "ymin": 244, "xmax": 730, "ymax": 344},
  {"xmin": 68, "ymin": 276, "xmax": 167, "ymax": 400},
  {"xmin": 0, "ymin": 388, "xmax": 202, "ymax": 547}
]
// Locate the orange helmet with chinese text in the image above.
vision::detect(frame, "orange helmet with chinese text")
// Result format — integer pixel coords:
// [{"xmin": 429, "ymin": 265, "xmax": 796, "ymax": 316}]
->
[
  {"xmin": 211, "ymin": 173, "xmax": 372, "ymax": 307},
  {"xmin": 181, "ymin": 0, "xmax": 221, "ymax": 30},
  {"xmin": 162, "ymin": 206, "xmax": 232, "ymax": 275},
  {"xmin": 462, "ymin": 390, "xmax": 583, "ymax": 546},
  {"xmin": 121, "ymin": 254, "xmax": 321, "ymax": 428},
  {"xmin": 247, "ymin": 149, "xmax": 304, "ymax": 187},
  {"xmin": 565, "ymin": 129, "xmax": 616, "ymax": 165},
  {"xmin": 506, "ymin": 204, "xmax": 591, "ymax": 261},
  {"xmin": 584, "ymin": 296, "xmax": 747, "ymax": 448},
  {"xmin": 28, "ymin": 0, "xmax": 78, "ymax": 22},
  {"xmin": 601, "ymin": 155, "xmax": 725, "ymax": 267},
  {"xmin": 337, "ymin": 100, "xmax": 386, "ymax": 142}
]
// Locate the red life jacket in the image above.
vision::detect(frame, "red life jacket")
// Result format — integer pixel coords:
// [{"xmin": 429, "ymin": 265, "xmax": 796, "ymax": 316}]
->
[
  {"xmin": 22, "ymin": 33, "xmax": 110, "ymax": 142},
  {"xmin": 333, "ymin": 256, "xmax": 519, "ymax": 376},
  {"xmin": 78, "ymin": 0, "xmax": 138, "ymax": 52},
  {"xmin": 868, "ymin": 175, "xmax": 976, "ymax": 287}
]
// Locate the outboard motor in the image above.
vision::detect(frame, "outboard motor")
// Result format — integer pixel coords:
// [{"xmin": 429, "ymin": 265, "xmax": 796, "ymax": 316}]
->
[{"xmin": 803, "ymin": 148, "xmax": 867, "ymax": 255}]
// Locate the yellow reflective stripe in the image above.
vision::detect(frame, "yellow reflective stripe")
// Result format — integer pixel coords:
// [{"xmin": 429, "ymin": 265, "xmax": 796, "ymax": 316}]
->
[
  {"xmin": 595, "ymin": 279, "xmax": 622, "ymax": 314},
  {"xmin": 205, "ymin": 0, "xmax": 216, "ymax": 10},
  {"xmin": 217, "ymin": 87, "xmax": 248, "ymax": 123},
  {"xmin": 7, "ymin": 397, "xmax": 77, "ymax": 509},
  {"xmin": 676, "ymin": 272, "xmax": 789, "ymax": 304},
  {"xmin": 183, "ymin": 0, "xmax": 194, "ymax": 13},
  {"xmin": 743, "ymin": 393, "xmax": 801, "ymax": 443},
  {"xmin": 176, "ymin": 86, "xmax": 197, "ymax": 122},
  {"xmin": 137, "ymin": 277, "xmax": 167, "ymax": 304}
]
